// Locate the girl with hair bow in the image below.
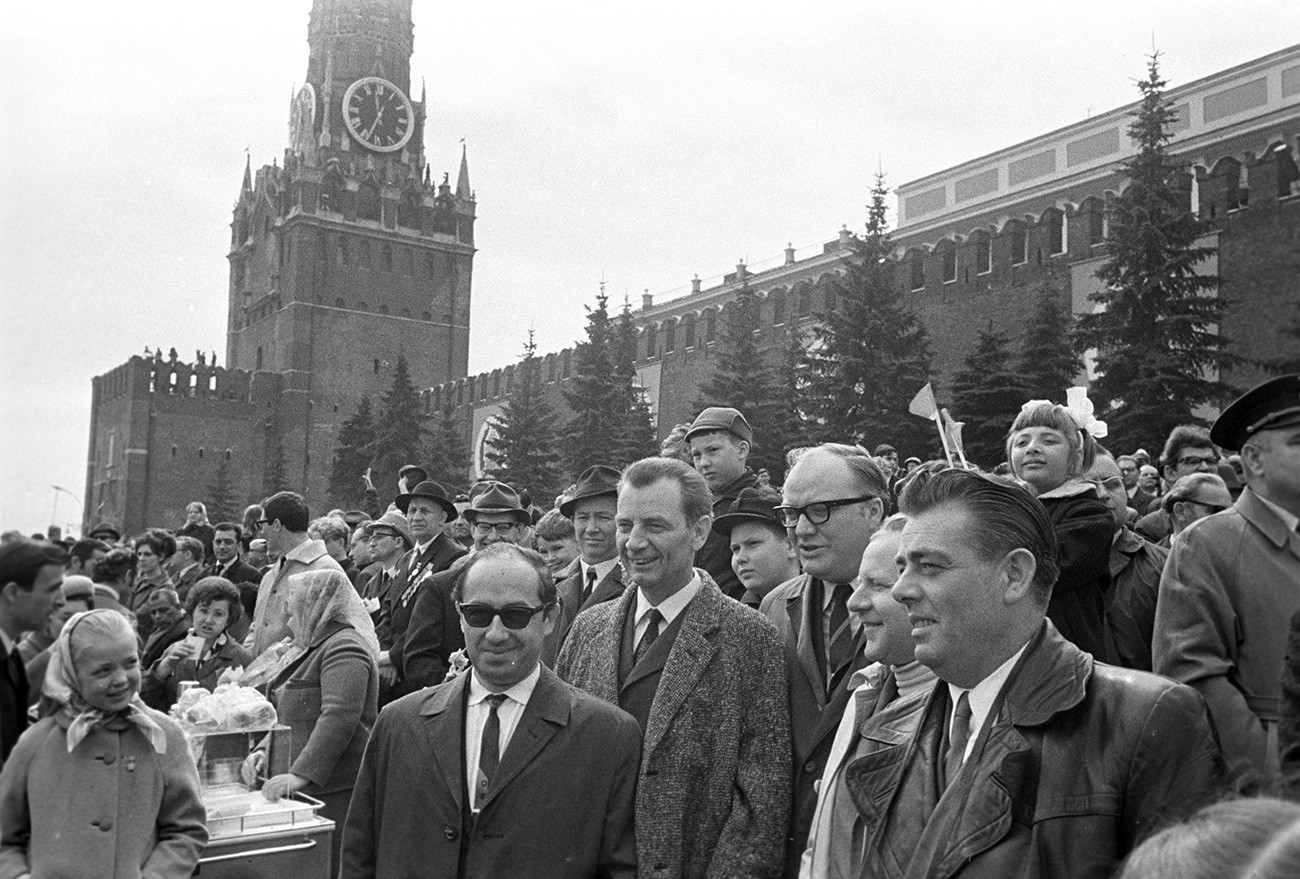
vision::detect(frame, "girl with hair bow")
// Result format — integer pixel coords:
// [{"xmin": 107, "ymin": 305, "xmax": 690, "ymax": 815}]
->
[
  {"xmin": 0, "ymin": 609, "xmax": 206, "ymax": 879},
  {"xmin": 1006, "ymin": 389, "xmax": 1118, "ymax": 664}
]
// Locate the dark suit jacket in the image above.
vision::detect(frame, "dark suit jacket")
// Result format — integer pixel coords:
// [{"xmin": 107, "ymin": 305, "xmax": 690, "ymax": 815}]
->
[
  {"xmin": 1, "ymin": 645, "xmax": 30, "ymax": 768},
  {"xmin": 847, "ymin": 620, "xmax": 1223, "ymax": 879},
  {"xmin": 205, "ymin": 558, "xmax": 262, "ymax": 586},
  {"xmin": 545, "ymin": 561, "xmax": 627, "ymax": 666},
  {"xmin": 392, "ymin": 556, "xmax": 473, "ymax": 699},
  {"xmin": 759, "ymin": 573, "xmax": 869, "ymax": 877},
  {"xmin": 341, "ymin": 665, "xmax": 641, "ymax": 879},
  {"xmin": 377, "ymin": 532, "xmax": 466, "ymax": 654},
  {"xmin": 558, "ymin": 571, "xmax": 791, "ymax": 879},
  {"xmin": 173, "ymin": 564, "xmax": 204, "ymax": 601}
]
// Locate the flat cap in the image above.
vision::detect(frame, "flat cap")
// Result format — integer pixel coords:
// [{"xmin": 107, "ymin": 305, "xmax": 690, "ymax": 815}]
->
[
  {"xmin": 686, "ymin": 406, "xmax": 753, "ymax": 444},
  {"xmin": 363, "ymin": 510, "xmax": 414, "ymax": 548},
  {"xmin": 1211, "ymin": 374, "xmax": 1300, "ymax": 451},
  {"xmin": 711, "ymin": 486, "xmax": 785, "ymax": 538}
]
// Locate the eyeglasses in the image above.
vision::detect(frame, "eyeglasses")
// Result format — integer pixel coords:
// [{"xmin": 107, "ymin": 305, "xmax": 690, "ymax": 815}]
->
[
  {"xmin": 1177, "ymin": 454, "xmax": 1220, "ymax": 468},
  {"xmin": 472, "ymin": 521, "xmax": 519, "ymax": 536},
  {"xmin": 456, "ymin": 602, "xmax": 551, "ymax": 629},
  {"xmin": 774, "ymin": 496, "xmax": 876, "ymax": 527}
]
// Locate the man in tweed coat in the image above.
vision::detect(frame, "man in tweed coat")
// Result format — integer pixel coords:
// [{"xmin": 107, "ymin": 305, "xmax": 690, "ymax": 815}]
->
[{"xmin": 558, "ymin": 457, "xmax": 792, "ymax": 879}]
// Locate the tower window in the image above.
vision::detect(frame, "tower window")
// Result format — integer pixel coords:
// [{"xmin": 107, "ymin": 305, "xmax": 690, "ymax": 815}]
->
[
  {"xmin": 798, "ymin": 288, "xmax": 811, "ymax": 316},
  {"xmin": 373, "ymin": 358, "xmax": 380, "ymax": 374},
  {"xmin": 1048, "ymin": 210, "xmax": 1065, "ymax": 254},
  {"xmin": 339, "ymin": 237, "xmax": 350, "ymax": 266},
  {"xmin": 664, "ymin": 320, "xmax": 676, "ymax": 353},
  {"xmin": 705, "ymin": 308, "xmax": 716, "ymax": 342},
  {"xmin": 976, "ymin": 236, "xmax": 991, "ymax": 274},
  {"xmin": 910, "ymin": 258, "xmax": 925, "ymax": 292},
  {"xmin": 772, "ymin": 289, "xmax": 786, "ymax": 325},
  {"xmin": 645, "ymin": 325, "xmax": 657, "ymax": 358},
  {"xmin": 359, "ymin": 240, "xmax": 372, "ymax": 268},
  {"xmin": 682, "ymin": 313, "xmax": 696, "ymax": 349},
  {"xmin": 942, "ymin": 246, "xmax": 957, "ymax": 283},
  {"xmin": 382, "ymin": 243, "xmax": 393, "ymax": 272}
]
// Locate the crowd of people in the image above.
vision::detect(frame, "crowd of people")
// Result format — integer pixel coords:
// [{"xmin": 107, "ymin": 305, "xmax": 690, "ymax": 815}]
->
[{"xmin": 0, "ymin": 372, "xmax": 1298, "ymax": 879}]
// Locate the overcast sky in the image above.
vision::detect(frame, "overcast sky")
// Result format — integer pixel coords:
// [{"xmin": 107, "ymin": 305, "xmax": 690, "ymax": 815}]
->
[{"xmin": 3, "ymin": 1, "xmax": 1296, "ymax": 535}]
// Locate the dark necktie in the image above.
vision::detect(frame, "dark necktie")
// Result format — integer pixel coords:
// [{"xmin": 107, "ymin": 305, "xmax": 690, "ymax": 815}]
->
[
  {"xmin": 826, "ymin": 583, "xmax": 854, "ymax": 688},
  {"xmin": 634, "ymin": 609, "xmax": 663, "ymax": 665},
  {"xmin": 584, "ymin": 566, "xmax": 598, "ymax": 604},
  {"xmin": 944, "ymin": 690, "xmax": 972, "ymax": 789},
  {"xmin": 475, "ymin": 693, "xmax": 508, "ymax": 809}
]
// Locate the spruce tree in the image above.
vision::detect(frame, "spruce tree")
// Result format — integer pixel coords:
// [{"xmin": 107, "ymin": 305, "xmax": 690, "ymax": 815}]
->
[
  {"xmin": 425, "ymin": 404, "xmax": 471, "ymax": 492},
  {"xmin": 487, "ymin": 331, "xmax": 563, "ymax": 500},
  {"xmin": 763, "ymin": 320, "xmax": 813, "ymax": 482},
  {"xmin": 1075, "ymin": 54, "xmax": 1234, "ymax": 450},
  {"xmin": 562, "ymin": 288, "xmax": 622, "ymax": 477},
  {"xmin": 697, "ymin": 279, "xmax": 772, "ymax": 415},
  {"xmin": 205, "ymin": 457, "xmax": 238, "ymax": 525},
  {"xmin": 806, "ymin": 173, "xmax": 933, "ymax": 454},
  {"xmin": 611, "ymin": 302, "xmax": 658, "ymax": 466},
  {"xmin": 1018, "ymin": 277, "xmax": 1084, "ymax": 402},
  {"xmin": 328, "ymin": 396, "xmax": 375, "ymax": 508},
  {"xmin": 952, "ymin": 328, "xmax": 1027, "ymax": 468},
  {"xmin": 370, "ymin": 355, "xmax": 428, "ymax": 493}
]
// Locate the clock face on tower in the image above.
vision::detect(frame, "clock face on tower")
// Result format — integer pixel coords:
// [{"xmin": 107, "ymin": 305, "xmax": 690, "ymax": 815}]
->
[{"xmin": 342, "ymin": 77, "xmax": 414, "ymax": 153}]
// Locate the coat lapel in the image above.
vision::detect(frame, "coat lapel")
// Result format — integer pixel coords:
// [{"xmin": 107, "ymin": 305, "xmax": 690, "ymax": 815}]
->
[
  {"xmin": 586, "ymin": 586, "xmax": 637, "ymax": 704},
  {"xmin": 420, "ymin": 676, "xmax": 469, "ymax": 815},
  {"xmin": 642, "ymin": 577, "xmax": 721, "ymax": 759},
  {"xmin": 582, "ymin": 563, "xmax": 627, "ymax": 611},
  {"xmin": 788, "ymin": 577, "xmax": 827, "ymax": 709},
  {"xmin": 479, "ymin": 668, "xmax": 569, "ymax": 811}
]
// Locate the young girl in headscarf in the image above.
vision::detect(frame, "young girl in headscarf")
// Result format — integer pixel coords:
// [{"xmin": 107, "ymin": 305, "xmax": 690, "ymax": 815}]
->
[
  {"xmin": 0, "ymin": 609, "xmax": 207, "ymax": 879},
  {"xmin": 241, "ymin": 569, "xmax": 378, "ymax": 875},
  {"xmin": 1007, "ymin": 395, "xmax": 1116, "ymax": 664}
]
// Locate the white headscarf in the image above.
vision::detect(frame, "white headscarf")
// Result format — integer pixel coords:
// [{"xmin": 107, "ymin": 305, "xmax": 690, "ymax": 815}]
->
[{"xmin": 43, "ymin": 609, "xmax": 166, "ymax": 754}]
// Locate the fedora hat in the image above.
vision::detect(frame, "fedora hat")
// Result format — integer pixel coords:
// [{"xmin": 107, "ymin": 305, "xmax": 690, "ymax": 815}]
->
[
  {"xmin": 463, "ymin": 481, "xmax": 531, "ymax": 526},
  {"xmin": 711, "ymin": 486, "xmax": 786, "ymax": 538},
  {"xmin": 363, "ymin": 510, "xmax": 414, "ymax": 548},
  {"xmin": 394, "ymin": 479, "xmax": 457, "ymax": 520},
  {"xmin": 87, "ymin": 522, "xmax": 121, "ymax": 542},
  {"xmin": 559, "ymin": 465, "xmax": 622, "ymax": 518}
]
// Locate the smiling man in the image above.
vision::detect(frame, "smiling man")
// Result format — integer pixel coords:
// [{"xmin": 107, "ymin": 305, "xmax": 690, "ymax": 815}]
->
[
  {"xmin": 761, "ymin": 443, "xmax": 887, "ymax": 876},
  {"xmin": 0, "ymin": 540, "xmax": 66, "ymax": 767},
  {"xmin": 559, "ymin": 457, "xmax": 791, "ymax": 879},
  {"xmin": 342, "ymin": 543, "xmax": 641, "ymax": 879},
  {"xmin": 857, "ymin": 468, "xmax": 1222, "ymax": 879},
  {"xmin": 552, "ymin": 465, "xmax": 626, "ymax": 656}
]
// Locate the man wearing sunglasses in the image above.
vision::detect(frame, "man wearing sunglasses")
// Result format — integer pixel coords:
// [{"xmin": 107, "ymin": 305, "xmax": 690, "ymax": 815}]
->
[
  {"xmin": 342, "ymin": 543, "xmax": 640, "ymax": 878},
  {"xmin": 760, "ymin": 443, "xmax": 888, "ymax": 877},
  {"xmin": 396, "ymin": 482, "xmax": 529, "ymax": 699},
  {"xmin": 559, "ymin": 457, "xmax": 790, "ymax": 878}
]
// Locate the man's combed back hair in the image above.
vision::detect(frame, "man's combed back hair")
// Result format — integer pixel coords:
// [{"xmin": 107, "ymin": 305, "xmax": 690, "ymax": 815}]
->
[
  {"xmin": 534, "ymin": 509, "xmax": 575, "ymax": 542},
  {"xmin": 620, "ymin": 457, "xmax": 712, "ymax": 524},
  {"xmin": 175, "ymin": 536, "xmax": 205, "ymax": 561},
  {"xmin": 0, "ymin": 540, "xmax": 68, "ymax": 590},
  {"xmin": 213, "ymin": 522, "xmax": 244, "ymax": 542},
  {"xmin": 308, "ymin": 516, "xmax": 350, "ymax": 543},
  {"xmin": 793, "ymin": 444, "xmax": 890, "ymax": 500},
  {"xmin": 262, "ymin": 491, "xmax": 310, "ymax": 533},
  {"xmin": 898, "ymin": 468, "xmax": 1061, "ymax": 600},
  {"xmin": 451, "ymin": 543, "xmax": 557, "ymax": 606},
  {"xmin": 69, "ymin": 538, "xmax": 109, "ymax": 566}
]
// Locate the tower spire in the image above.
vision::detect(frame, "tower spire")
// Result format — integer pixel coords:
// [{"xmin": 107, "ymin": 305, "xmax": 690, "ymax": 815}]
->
[
  {"xmin": 242, "ymin": 151, "xmax": 253, "ymax": 193},
  {"xmin": 456, "ymin": 140, "xmax": 471, "ymax": 199}
]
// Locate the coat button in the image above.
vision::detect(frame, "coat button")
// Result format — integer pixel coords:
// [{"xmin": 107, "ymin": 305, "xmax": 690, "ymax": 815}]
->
[
  {"xmin": 101, "ymin": 754, "xmax": 116, "ymax": 765},
  {"xmin": 444, "ymin": 826, "xmax": 457, "ymax": 840},
  {"xmin": 98, "ymin": 818, "xmax": 114, "ymax": 831},
  {"xmin": 803, "ymin": 759, "xmax": 818, "ymax": 775}
]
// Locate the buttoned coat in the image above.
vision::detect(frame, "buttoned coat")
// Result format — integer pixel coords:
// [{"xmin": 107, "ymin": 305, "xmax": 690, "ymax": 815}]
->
[
  {"xmin": 340, "ymin": 665, "xmax": 641, "ymax": 879},
  {"xmin": 247, "ymin": 539, "xmax": 342, "ymax": 656},
  {"xmin": 379, "ymin": 532, "xmax": 466, "ymax": 658},
  {"xmin": 760, "ymin": 573, "xmax": 869, "ymax": 878},
  {"xmin": 558, "ymin": 570, "xmax": 792, "ymax": 879},
  {"xmin": 0, "ymin": 709, "xmax": 207, "ymax": 879},
  {"xmin": 392, "ymin": 544, "xmax": 471, "ymax": 699},
  {"xmin": 848, "ymin": 621, "xmax": 1224, "ymax": 879},
  {"xmin": 1153, "ymin": 486, "xmax": 1300, "ymax": 793}
]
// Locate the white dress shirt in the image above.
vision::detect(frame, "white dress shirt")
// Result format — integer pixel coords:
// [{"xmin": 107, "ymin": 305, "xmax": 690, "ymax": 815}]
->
[
  {"xmin": 633, "ymin": 572, "xmax": 701, "ymax": 648},
  {"xmin": 464, "ymin": 664, "xmax": 541, "ymax": 811},
  {"xmin": 580, "ymin": 557, "xmax": 619, "ymax": 589},
  {"xmin": 946, "ymin": 641, "xmax": 1030, "ymax": 763}
]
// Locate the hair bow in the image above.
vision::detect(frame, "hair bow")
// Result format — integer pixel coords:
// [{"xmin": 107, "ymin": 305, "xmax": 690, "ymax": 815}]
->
[{"xmin": 1065, "ymin": 387, "xmax": 1108, "ymax": 439}]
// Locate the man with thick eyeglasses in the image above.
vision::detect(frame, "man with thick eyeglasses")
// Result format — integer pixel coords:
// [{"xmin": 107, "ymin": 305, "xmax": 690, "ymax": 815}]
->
[
  {"xmin": 761, "ymin": 443, "xmax": 888, "ymax": 877},
  {"xmin": 342, "ymin": 543, "xmax": 641, "ymax": 878},
  {"xmin": 396, "ymin": 482, "xmax": 528, "ymax": 700}
]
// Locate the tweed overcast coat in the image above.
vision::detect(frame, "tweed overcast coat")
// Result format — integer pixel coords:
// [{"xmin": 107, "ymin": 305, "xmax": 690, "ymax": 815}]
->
[{"xmin": 558, "ymin": 570, "xmax": 792, "ymax": 879}]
